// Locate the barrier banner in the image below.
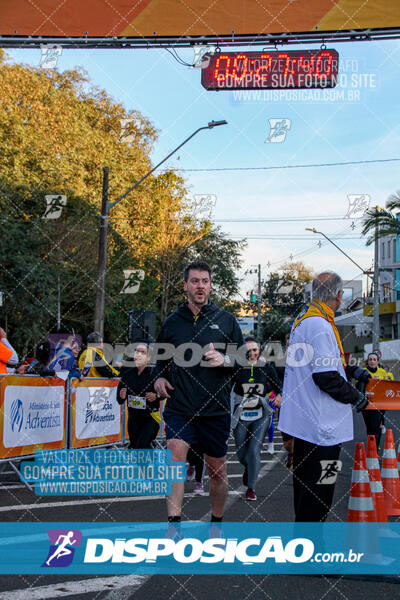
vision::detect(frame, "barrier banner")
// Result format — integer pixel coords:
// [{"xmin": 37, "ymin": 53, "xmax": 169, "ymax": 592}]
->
[
  {"xmin": 365, "ymin": 379, "xmax": 400, "ymax": 410},
  {"xmin": 70, "ymin": 379, "xmax": 121, "ymax": 448},
  {"xmin": 0, "ymin": 375, "xmax": 66, "ymax": 460}
]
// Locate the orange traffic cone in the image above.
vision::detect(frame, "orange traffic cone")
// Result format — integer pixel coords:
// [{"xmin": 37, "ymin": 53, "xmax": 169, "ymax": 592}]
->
[
  {"xmin": 347, "ymin": 442, "xmax": 375, "ymax": 522},
  {"xmin": 381, "ymin": 429, "xmax": 400, "ymax": 516},
  {"xmin": 366, "ymin": 435, "xmax": 387, "ymax": 522}
]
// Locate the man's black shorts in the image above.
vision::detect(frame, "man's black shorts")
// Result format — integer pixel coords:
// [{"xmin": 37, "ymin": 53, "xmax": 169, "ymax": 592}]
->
[{"xmin": 163, "ymin": 411, "xmax": 230, "ymax": 458}]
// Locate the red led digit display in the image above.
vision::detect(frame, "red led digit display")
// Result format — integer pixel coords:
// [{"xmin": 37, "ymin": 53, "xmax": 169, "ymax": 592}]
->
[{"xmin": 201, "ymin": 49, "xmax": 338, "ymax": 90}]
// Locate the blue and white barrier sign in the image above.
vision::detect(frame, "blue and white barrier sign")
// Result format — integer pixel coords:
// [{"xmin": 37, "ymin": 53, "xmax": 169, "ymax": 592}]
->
[{"xmin": 0, "ymin": 522, "xmax": 399, "ymax": 574}]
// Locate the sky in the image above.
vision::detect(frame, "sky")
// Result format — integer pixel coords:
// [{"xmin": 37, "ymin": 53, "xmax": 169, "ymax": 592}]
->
[{"xmin": 7, "ymin": 39, "xmax": 400, "ymax": 298}]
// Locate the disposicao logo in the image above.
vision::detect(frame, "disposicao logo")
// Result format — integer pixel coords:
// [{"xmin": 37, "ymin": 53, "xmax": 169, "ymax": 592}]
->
[
  {"xmin": 42, "ymin": 529, "xmax": 82, "ymax": 567},
  {"xmin": 83, "ymin": 536, "xmax": 315, "ymax": 565}
]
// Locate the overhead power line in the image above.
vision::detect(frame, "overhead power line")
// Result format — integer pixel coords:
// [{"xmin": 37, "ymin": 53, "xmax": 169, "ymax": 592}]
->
[
  {"xmin": 177, "ymin": 157, "xmax": 400, "ymax": 173},
  {"xmin": 215, "ymin": 215, "xmax": 363, "ymax": 223}
]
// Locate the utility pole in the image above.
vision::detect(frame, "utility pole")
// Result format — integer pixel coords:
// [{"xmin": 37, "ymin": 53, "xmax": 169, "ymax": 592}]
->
[
  {"xmin": 372, "ymin": 209, "xmax": 380, "ymax": 350},
  {"xmin": 257, "ymin": 264, "xmax": 262, "ymax": 343},
  {"xmin": 93, "ymin": 121, "xmax": 228, "ymax": 336},
  {"xmin": 57, "ymin": 273, "xmax": 61, "ymax": 330},
  {"xmin": 306, "ymin": 224, "xmax": 380, "ymax": 350},
  {"xmin": 94, "ymin": 167, "xmax": 109, "ymax": 335}
]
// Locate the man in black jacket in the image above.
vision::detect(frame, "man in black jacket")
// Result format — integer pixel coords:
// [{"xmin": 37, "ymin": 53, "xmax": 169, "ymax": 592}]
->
[{"xmin": 154, "ymin": 260, "xmax": 244, "ymax": 529}]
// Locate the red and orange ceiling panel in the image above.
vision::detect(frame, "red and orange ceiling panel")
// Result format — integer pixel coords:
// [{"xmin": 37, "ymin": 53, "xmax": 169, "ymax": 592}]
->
[{"xmin": 0, "ymin": 0, "xmax": 399, "ymax": 38}]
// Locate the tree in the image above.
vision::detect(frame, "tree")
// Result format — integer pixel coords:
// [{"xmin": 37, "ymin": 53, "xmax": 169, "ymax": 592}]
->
[
  {"xmin": 362, "ymin": 191, "xmax": 400, "ymax": 245},
  {"xmin": 260, "ymin": 261, "xmax": 315, "ymax": 344},
  {"xmin": 0, "ymin": 56, "xmax": 246, "ymax": 354}
]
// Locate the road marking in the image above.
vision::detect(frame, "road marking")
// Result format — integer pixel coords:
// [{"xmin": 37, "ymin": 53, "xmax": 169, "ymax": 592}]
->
[
  {"xmin": 0, "ymin": 574, "xmax": 148, "ymax": 600},
  {"xmin": 0, "ymin": 444, "xmax": 284, "ymax": 598}
]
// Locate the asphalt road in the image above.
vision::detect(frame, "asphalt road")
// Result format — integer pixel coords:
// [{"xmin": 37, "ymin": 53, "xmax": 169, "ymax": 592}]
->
[{"xmin": 0, "ymin": 410, "xmax": 399, "ymax": 600}]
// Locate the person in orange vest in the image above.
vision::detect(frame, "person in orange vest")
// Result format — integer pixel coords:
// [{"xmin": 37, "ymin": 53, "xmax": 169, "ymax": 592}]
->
[{"xmin": 0, "ymin": 327, "xmax": 18, "ymax": 374}]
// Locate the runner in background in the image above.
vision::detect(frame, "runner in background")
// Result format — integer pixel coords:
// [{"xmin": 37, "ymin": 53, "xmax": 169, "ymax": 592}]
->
[
  {"xmin": 231, "ymin": 337, "xmax": 282, "ymax": 501},
  {"xmin": 117, "ymin": 341, "xmax": 160, "ymax": 449}
]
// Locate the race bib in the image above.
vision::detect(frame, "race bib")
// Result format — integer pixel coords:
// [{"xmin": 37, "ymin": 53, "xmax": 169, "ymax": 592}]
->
[
  {"xmin": 127, "ymin": 395, "xmax": 146, "ymax": 409},
  {"xmin": 240, "ymin": 407, "xmax": 263, "ymax": 421}
]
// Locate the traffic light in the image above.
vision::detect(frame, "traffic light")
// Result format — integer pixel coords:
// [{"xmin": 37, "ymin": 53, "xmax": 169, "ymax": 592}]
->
[{"xmin": 250, "ymin": 292, "xmax": 258, "ymax": 303}]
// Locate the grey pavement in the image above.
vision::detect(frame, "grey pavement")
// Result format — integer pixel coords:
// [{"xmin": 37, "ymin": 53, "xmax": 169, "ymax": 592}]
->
[{"xmin": 0, "ymin": 410, "xmax": 399, "ymax": 599}]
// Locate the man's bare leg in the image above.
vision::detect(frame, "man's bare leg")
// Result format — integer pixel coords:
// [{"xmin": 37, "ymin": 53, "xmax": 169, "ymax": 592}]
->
[
  {"xmin": 166, "ymin": 438, "xmax": 189, "ymax": 517},
  {"xmin": 205, "ymin": 454, "xmax": 228, "ymax": 518}
]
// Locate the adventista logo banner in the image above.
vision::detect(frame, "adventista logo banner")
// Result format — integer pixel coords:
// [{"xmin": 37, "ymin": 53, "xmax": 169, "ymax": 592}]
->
[
  {"xmin": 75, "ymin": 387, "xmax": 119, "ymax": 440},
  {"xmin": 3, "ymin": 386, "xmax": 64, "ymax": 448}
]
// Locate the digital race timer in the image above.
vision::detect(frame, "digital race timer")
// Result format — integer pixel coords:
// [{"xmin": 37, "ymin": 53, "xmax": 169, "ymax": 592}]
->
[{"xmin": 201, "ymin": 49, "xmax": 339, "ymax": 90}]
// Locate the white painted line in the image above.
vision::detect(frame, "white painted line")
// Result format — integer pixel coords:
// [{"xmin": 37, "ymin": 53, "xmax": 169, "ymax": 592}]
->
[
  {"xmin": 0, "ymin": 494, "xmax": 166, "ymax": 513},
  {"xmin": 0, "ymin": 484, "xmax": 26, "ymax": 490},
  {"xmin": 0, "ymin": 574, "xmax": 148, "ymax": 600}
]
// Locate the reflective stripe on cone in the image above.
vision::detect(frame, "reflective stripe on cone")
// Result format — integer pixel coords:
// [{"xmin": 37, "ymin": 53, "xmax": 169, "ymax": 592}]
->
[
  {"xmin": 347, "ymin": 442, "xmax": 375, "ymax": 523},
  {"xmin": 381, "ymin": 429, "xmax": 400, "ymax": 516},
  {"xmin": 366, "ymin": 435, "xmax": 387, "ymax": 523}
]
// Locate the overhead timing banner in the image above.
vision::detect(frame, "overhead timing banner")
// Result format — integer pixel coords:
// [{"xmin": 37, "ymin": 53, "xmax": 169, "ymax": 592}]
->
[{"xmin": 0, "ymin": 0, "xmax": 399, "ymax": 37}]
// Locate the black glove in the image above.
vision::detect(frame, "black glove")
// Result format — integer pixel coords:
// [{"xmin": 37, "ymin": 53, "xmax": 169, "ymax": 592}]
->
[
  {"xmin": 353, "ymin": 391, "xmax": 369, "ymax": 412},
  {"xmin": 352, "ymin": 367, "xmax": 372, "ymax": 384}
]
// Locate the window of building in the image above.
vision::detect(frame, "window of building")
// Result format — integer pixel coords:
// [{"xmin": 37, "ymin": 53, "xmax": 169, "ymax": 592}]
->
[
  {"xmin": 382, "ymin": 242, "xmax": 385, "ymax": 259},
  {"xmin": 383, "ymin": 282, "xmax": 391, "ymax": 302},
  {"xmin": 388, "ymin": 241, "xmax": 391, "ymax": 259}
]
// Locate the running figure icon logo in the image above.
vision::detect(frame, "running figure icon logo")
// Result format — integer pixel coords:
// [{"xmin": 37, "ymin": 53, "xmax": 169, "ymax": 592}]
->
[
  {"xmin": 344, "ymin": 194, "xmax": 370, "ymax": 218},
  {"xmin": 316, "ymin": 460, "xmax": 342, "ymax": 485},
  {"xmin": 265, "ymin": 119, "xmax": 291, "ymax": 143},
  {"xmin": 42, "ymin": 529, "xmax": 82, "ymax": 567},
  {"xmin": 42, "ymin": 195, "xmax": 67, "ymax": 220}
]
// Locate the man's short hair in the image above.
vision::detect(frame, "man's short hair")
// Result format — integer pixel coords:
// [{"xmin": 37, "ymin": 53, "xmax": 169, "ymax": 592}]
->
[
  {"xmin": 312, "ymin": 272, "xmax": 343, "ymax": 303},
  {"xmin": 183, "ymin": 260, "xmax": 211, "ymax": 282},
  {"xmin": 87, "ymin": 331, "xmax": 103, "ymax": 345}
]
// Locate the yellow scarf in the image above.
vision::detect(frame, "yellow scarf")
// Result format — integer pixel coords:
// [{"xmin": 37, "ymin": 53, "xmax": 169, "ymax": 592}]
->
[{"xmin": 293, "ymin": 299, "xmax": 346, "ymax": 368}]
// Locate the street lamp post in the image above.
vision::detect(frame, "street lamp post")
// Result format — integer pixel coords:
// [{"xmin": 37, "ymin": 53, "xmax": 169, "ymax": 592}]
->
[
  {"xmin": 305, "ymin": 227, "xmax": 379, "ymax": 349},
  {"xmin": 94, "ymin": 120, "xmax": 228, "ymax": 335}
]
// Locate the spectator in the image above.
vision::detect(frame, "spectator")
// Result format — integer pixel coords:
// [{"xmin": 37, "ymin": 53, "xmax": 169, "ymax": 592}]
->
[
  {"xmin": 47, "ymin": 329, "xmax": 83, "ymax": 380},
  {"xmin": 17, "ymin": 341, "xmax": 50, "ymax": 375},
  {"xmin": 0, "ymin": 327, "xmax": 18, "ymax": 374},
  {"xmin": 78, "ymin": 331, "xmax": 119, "ymax": 378}
]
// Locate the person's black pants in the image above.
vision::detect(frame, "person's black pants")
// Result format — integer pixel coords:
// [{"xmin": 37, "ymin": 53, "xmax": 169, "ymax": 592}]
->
[
  {"xmin": 128, "ymin": 411, "xmax": 159, "ymax": 449},
  {"xmin": 187, "ymin": 445, "xmax": 205, "ymax": 483},
  {"xmin": 293, "ymin": 437, "xmax": 342, "ymax": 522},
  {"xmin": 362, "ymin": 409, "xmax": 385, "ymax": 450}
]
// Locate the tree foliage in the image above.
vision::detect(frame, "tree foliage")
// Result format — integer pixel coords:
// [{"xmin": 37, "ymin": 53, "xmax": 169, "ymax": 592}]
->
[
  {"xmin": 0, "ymin": 57, "xmax": 244, "ymax": 355},
  {"xmin": 260, "ymin": 261, "xmax": 315, "ymax": 344},
  {"xmin": 362, "ymin": 191, "xmax": 400, "ymax": 245}
]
